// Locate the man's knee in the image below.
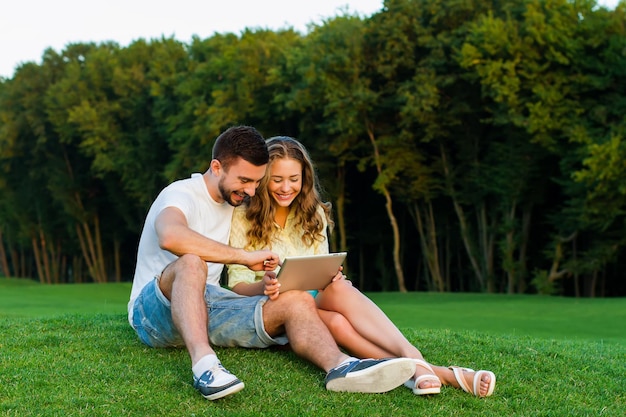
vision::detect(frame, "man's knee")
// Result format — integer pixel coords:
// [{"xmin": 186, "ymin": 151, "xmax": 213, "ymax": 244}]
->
[
  {"xmin": 175, "ymin": 254, "xmax": 207, "ymax": 275},
  {"xmin": 270, "ymin": 290, "xmax": 316, "ymax": 317},
  {"xmin": 160, "ymin": 254, "xmax": 207, "ymax": 297},
  {"xmin": 283, "ymin": 290, "xmax": 316, "ymax": 307}
]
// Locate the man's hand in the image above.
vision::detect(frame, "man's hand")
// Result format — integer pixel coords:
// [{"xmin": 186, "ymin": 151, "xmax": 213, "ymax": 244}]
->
[
  {"xmin": 262, "ymin": 271, "xmax": 281, "ymax": 300},
  {"xmin": 246, "ymin": 250, "xmax": 280, "ymax": 271}
]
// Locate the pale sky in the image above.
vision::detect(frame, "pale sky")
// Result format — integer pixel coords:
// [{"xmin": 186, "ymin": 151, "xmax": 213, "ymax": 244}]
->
[
  {"xmin": 0, "ymin": 0, "xmax": 620, "ymax": 79},
  {"xmin": 0, "ymin": 0, "xmax": 383, "ymax": 78}
]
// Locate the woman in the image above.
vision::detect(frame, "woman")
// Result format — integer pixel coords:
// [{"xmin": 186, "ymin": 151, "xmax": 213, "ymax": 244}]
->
[{"xmin": 228, "ymin": 136, "xmax": 496, "ymax": 397}]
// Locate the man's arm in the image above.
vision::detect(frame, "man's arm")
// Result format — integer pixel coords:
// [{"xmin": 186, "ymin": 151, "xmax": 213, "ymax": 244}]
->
[{"xmin": 155, "ymin": 207, "xmax": 279, "ymax": 271}]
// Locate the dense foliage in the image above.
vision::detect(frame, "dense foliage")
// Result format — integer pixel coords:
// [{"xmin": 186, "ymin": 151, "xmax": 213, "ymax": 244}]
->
[{"xmin": 1, "ymin": 0, "xmax": 625, "ymax": 296}]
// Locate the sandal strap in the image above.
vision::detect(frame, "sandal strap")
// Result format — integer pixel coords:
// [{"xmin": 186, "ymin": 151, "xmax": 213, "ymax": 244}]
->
[
  {"xmin": 414, "ymin": 374, "xmax": 438, "ymax": 386},
  {"xmin": 414, "ymin": 359, "xmax": 436, "ymax": 374},
  {"xmin": 449, "ymin": 366, "xmax": 474, "ymax": 394},
  {"xmin": 473, "ymin": 370, "xmax": 496, "ymax": 397}
]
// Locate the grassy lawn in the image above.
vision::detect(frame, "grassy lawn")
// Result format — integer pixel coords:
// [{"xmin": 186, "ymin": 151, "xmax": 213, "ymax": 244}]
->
[
  {"xmin": 1, "ymin": 278, "xmax": 625, "ymax": 416},
  {"xmin": 368, "ymin": 292, "xmax": 626, "ymax": 344},
  {"xmin": 0, "ymin": 278, "xmax": 132, "ymax": 318}
]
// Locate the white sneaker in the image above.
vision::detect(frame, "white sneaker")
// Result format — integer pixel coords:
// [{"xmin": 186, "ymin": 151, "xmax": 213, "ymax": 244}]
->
[
  {"xmin": 193, "ymin": 363, "xmax": 245, "ymax": 400},
  {"xmin": 325, "ymin": 358, "xmax": 415, "ymax": 393}
]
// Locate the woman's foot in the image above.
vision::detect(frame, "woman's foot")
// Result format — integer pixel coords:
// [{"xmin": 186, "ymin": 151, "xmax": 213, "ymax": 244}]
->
[
  {"xmin": 448, "ymin": 366, "xmax": 496, "ymax": 398},
  {"xmin": 404, "ymin": 359, "xmax": 441, "ymax": 395}
]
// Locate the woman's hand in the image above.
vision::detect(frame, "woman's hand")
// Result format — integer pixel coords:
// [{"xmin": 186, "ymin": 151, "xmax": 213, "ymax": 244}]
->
[
  {"xmin": 263, "ymin": 271, "xmax": 281, "ymax": 300},
  {"xmin": 331, "ymin": 266, "xmax": 347, "ymax": 282}
]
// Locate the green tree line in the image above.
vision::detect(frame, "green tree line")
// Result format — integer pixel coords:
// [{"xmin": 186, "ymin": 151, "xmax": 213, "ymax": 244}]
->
[{"xmin": 1, "ymin": 0, "xmax": 625, "ymax": 297}]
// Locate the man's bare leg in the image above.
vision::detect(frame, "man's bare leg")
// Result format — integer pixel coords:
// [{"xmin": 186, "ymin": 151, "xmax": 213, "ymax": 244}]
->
[
  {"xmin": 159, "ymin": 254, "xmax": 215, "ymax": 365},
  {"xmin": 261, "ymin": 290, "xmax": 416, "ymax": 393},
  {"xmin": 262, "ymin": 290, "xmax": 348, "ymax": 371},
  {"xmin": 159, "ymin": 254, "xmax": 244, "ymax": 400}
]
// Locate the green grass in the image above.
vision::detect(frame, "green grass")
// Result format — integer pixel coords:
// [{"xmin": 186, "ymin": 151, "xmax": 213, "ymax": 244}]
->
[
  {"xmin": 0, "ymin": 278, "xmax": 131, "ymax": 317},
  {"xmin": 1, "ymin": 278, "xmax": 625, "ymax": 416},
  {"xmin": 368, "ymin": 292, "xmax": 626, "ymax": 344},
  {"xmin": 3, "ymin": 278, "xmax": 623, "ymax": 344}
]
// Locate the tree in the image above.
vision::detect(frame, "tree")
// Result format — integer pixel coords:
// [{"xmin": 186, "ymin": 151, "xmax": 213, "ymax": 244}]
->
[
  {"xmin": 277, "ymin": 12, "xmax": 411, "ymax": 291},
  {"xmin": 459, "ymin": 0, "xmax": 626, "ymax": 295}
]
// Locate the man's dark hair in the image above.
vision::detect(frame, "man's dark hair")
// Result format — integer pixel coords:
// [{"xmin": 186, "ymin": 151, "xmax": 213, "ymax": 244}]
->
[{"xmin": 212, "ymin": 125, "xmax": 269, "ymax": 170}]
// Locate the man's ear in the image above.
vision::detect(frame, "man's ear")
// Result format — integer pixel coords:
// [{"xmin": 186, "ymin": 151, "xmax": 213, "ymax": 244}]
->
[{"xmin": 210, "ymin": 159, "xmax": 221, "ymax": 175}]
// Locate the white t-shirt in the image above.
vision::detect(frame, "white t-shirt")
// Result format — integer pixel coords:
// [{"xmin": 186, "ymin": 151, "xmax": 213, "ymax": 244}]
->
[{"xmin": 128, "ymin": 173, "xmax": 234, "ymax": 323}]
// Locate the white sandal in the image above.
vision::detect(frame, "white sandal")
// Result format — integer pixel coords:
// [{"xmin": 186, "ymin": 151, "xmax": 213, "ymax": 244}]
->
[
  {"xmin": 404, "ymin": 359, "xmax": 441, "ymax": 395},
  {"xmin": 449, "ymin": 366, "xmax": 496, "ymax": 397}
]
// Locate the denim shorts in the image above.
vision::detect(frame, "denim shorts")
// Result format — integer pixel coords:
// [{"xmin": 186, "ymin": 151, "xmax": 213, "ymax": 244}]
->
[{"xmin": 131, "ymin": 278, "xmax": 288, "ymax": 348}]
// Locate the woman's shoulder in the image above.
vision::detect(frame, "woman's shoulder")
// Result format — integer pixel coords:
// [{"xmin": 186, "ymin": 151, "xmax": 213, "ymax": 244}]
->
[
  {"xmin": 315, "ymin": 203, "xmax": 327, "ymax": 214},
  {"xmin": 231, "ymin": 205, "xmax": 250, "ymax": 225},
  {"xmin": 315, "ymin": 203, "xmax": 330, "ymax": 224},
  {"xmin": 229, "ymin": 205, "xmax": 252, "ymax": 247}
]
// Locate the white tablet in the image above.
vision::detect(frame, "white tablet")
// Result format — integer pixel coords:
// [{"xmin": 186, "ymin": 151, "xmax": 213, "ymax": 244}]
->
[{"xmin": 276, "ymin": 252, "xmax": 348, "ymax": 292}]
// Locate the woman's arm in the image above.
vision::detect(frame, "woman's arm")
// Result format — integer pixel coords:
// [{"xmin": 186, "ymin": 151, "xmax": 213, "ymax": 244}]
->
[
  {"xmin": 231, "ymin": 272, "xmax": 280, "ymax": 301},
  {"xmin": 230, "ymin": 279, "xmax": 265, "ymax": 296}
]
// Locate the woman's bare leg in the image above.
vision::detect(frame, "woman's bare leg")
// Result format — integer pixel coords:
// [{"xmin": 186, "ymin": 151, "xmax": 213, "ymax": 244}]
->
[
  {"xmin": 316, "ymin": 280, "xmax": 493, "ymax": 395},
  {"xmin": 431, "ymin": 365, "xmax": 494, "ymax": 397},
  {"xmin": 315, "ymin": 280, "xmax": 421, "ymax": 359},
  {"xmin": 317, "ymin": 309, "xmax": 394, "ymax": 358},
  {"xmin": 316, "ymin": 281, "xmax": 439, "ymax": 391}
]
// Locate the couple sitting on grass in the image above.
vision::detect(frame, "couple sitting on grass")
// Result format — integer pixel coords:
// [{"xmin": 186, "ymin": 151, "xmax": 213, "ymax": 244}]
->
[{"xmin": 127, "ymin": 126, "xmax": 496, "ymax": 401}]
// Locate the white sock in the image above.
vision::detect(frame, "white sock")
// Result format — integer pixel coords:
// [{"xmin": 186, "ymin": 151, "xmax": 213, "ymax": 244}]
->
[
  {"xmin": 337, "ymin": 356, "xmax": 359, "ymax": 368},
  {"xmin": 192, "ymin": 354, "xmax": 219, "ymax": 378}
]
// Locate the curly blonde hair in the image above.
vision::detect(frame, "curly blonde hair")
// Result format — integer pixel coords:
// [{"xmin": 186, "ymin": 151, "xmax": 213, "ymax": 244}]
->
[{"xmin": 244, "ymin": 136, "xmax": 333, "ymax": 250}]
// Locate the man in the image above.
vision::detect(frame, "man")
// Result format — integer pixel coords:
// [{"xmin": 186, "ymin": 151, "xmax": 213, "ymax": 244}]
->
[{"xmin": 128, "ymin": 125, "xmax": 415, "ymax": 400}]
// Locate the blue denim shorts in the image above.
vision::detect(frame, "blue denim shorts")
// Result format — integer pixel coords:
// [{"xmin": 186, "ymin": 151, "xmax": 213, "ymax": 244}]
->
[{"xmin": 131, "ymin": 278, "xmax": 288, "ymax": 348}]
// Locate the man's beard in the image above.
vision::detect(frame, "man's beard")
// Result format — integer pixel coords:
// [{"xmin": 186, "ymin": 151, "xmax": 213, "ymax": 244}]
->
[{"xmin": 218, "ymin": 179, "xmax": 249, "ymax": 207}]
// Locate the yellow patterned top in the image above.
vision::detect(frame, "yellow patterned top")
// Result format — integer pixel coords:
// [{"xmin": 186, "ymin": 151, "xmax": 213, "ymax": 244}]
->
[{"xmin": 227, "ymin": 204, "xmax": 329, "ymax": 288}]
